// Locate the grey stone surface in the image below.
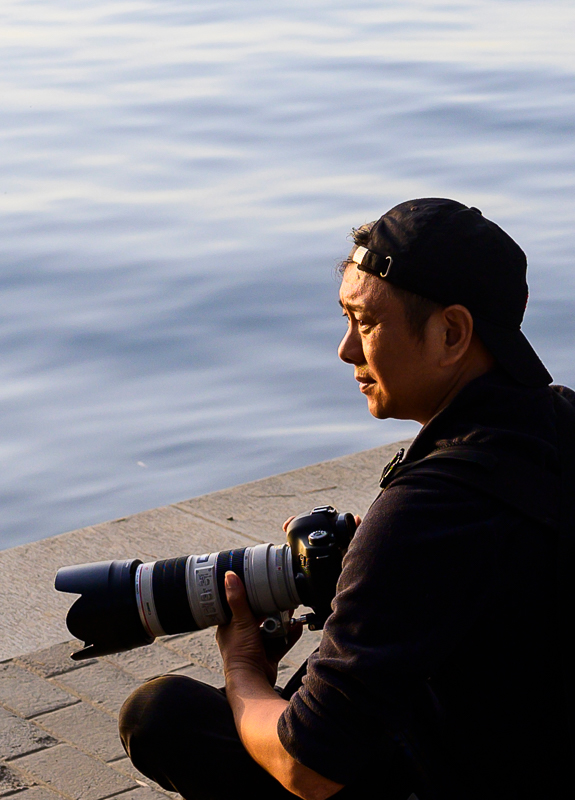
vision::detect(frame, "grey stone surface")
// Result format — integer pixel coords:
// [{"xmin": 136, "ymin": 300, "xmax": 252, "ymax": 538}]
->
[
  {"xmin": 161, "ymin": 628, "xmax": 224, "ymax": 673},
  {"xmin": 0, "ymin": 443, "xmax": 409, "ymax": 800},
  {"xmin": 0, "ymin": 707, "xmax": 57, "ymax": 759},
  {"xmin": 0, "ymin": 762, "xmax": 30, "ymax": 795},
  {"xmin": 9, "ymin": 744, "xmax": 135, "ymax": 800},
  {"xmin": 108, "ymin": 756, "xmax": 177, "ymax": 796},
  {"xmin": 5, "ymin": 787, "xmax": 63, "ymax": 800},
  {"xmin": 111, "ymin": 787, "xmax": 169, "ymax": 800},
  {"xmin": 16, "ymin": 642, "xmax": 96, "ymax": 679},
  {"xmin": 0, "ymin": 663, "xmax": 78, "ymax": 719},
  {"xmin": 51, "ymin": 663, "xmax": 142, "ymax": 716},
  {"xmin": 163, "ymin": 662, "xmax": 223, "ymax": 687},
  {"xmin": 103, "ymin": 642, "xmax": 191, "ymax": 682},
  {"xmin": 35, "ymin": 703, "xmax": 124, "ymax": 762},
  {"xmin": 5, "ymin": 788, "xmax": 63, "ymax": 800}
]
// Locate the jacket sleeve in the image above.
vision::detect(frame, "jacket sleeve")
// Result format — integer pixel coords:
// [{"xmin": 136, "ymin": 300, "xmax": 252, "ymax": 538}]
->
[{"xmin": 277, "ymin": 472, "xmax": 507, "ymax": 785}]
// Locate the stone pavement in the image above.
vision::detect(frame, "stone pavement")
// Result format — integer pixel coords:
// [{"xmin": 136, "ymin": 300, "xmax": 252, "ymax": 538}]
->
[
  {"xmin": 0, "ymin": 629, "xmax": 323, "ymax": 800},
  {"xmin": 0, "ymin": 441, "xmax": 408, "ymax": 800}
]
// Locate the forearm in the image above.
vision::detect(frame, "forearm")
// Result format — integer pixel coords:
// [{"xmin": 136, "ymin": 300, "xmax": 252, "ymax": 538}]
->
[{"xmin": 225, "ymin": 666, "xmax": 343, "ymax": 800}]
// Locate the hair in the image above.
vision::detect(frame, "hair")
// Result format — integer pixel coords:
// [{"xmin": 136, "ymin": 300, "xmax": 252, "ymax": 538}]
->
[{"xmin": 337, "ymin": 221, "xmax": 444, "ymax": 342}]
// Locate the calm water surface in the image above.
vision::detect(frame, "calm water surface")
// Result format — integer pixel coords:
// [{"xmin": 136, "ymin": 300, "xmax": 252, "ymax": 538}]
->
[{"xmin": 1, "ymin": 0, "xmax": 575, "ymax": 547}]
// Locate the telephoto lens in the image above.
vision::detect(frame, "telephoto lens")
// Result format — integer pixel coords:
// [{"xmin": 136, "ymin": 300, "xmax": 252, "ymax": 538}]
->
[{"xmin": 55, "ymin": 505, "xmax": 356, "ymax": 660}]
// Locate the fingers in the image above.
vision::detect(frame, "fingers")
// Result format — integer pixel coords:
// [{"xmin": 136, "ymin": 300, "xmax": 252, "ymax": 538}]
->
[{"xmin": 354, "ymin": 515, "xmax": 362, "ymax": 528}]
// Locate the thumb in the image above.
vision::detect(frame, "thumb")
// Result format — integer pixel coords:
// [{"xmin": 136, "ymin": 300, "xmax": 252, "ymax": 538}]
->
[{"xmin": 224, "ymin": 571, "xmax": 252, "ymax": 618}]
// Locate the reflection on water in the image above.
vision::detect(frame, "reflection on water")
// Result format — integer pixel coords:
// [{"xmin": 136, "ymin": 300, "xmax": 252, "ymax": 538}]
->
[{"xmin": 1, "ymin": 0, "xmax": 575, "ymax": 546}]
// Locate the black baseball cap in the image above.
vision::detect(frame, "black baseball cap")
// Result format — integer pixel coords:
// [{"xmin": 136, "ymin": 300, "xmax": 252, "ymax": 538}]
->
[{"xmin": 351, "ymin": 197, "xmax": 551, "ymax": 388}]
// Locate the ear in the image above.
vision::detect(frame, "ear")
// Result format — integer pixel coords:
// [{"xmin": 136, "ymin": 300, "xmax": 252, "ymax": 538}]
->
[{"xmin": 434, "ymin": 304, "xmax": 474, "ymax": 367}]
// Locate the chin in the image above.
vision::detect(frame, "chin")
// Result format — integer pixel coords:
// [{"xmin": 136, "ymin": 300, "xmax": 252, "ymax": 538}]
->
[
  {"xmin": 367, "ymin": 395, "xmax": 410, "ymax": 422},
  {"xmin": 371, "ymin": 410, "xmax": 393, "ymax": 421},
  {"xmin": 367, "ymin": 398, "xmax": 393, "ymax": 420}
]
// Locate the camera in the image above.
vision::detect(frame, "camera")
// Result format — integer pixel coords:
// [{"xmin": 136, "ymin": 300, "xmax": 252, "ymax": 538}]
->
[{"xmin": 55, "ymin": 505, "xmax": 356, "ymax": 660}]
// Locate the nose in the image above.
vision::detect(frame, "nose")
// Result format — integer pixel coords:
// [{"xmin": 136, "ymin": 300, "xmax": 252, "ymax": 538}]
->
[{"xmin": 338, "ymin": 323, "xmax": 363, "ymax": 365}]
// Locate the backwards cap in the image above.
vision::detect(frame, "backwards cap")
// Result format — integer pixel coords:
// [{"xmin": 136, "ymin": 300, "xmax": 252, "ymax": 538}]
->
[{"xmin": 351, "ymin": 197, "xmax": 551, "ymax": 388}]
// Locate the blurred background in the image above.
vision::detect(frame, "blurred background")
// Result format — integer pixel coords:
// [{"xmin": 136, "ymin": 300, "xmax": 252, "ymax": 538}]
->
[{"xmin": 1, "ymin": 0, "xmax": 574, "ymax": 547}]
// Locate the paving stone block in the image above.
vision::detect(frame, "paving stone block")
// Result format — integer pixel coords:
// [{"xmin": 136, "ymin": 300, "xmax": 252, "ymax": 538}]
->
[
  {"xmin": 0, "ymin": 663, "xmax": 78, "ymax": 719},
  {"xmin": 0, "ymin": 762, "xmax": 29, "ymax": 796},
  {"xmin": 5, "ymin": 787, "xmax": 64, "ymax": 800},
  {"xmin": 110, "ymin": 786, "xmax": 169, "ymax": 800},
  {"xmin": 0, "ymin": 707, "xmax": 57, "ymax": 759},
  {"xmin": 17, "ymin": 641, "xmax": 95, "ymax": 678},
  {"xmin": 107, "ymin": 757, "xmax": 176, "ymax": 797},
  {"xmin": 276, "ymin": 662, "xmax": 300, "ymax": 689},
  {"xmin": 35, "ymin": 703, "xmax": 124, "ymax": 762},
  {"xmin": 166, "ymin": 662, "xmax": 223, "ymax": 687},
  {"xmin": 280, "ymin": 628, "xmax": 322, "ymax": 667},
  {"xmin": 103, "ymin": 643, "xmax": 190, "ymax": 682},
  {"xmin": 51, "ymin": 663, "xmax": 142, "ymax": 716},
  {"xmin": 12, "ymin": 744, "xmax": 135, "ymax": 800},
  {"xmin": 162, "ymin": 628, "xmax": 222, "ymax": 672}
]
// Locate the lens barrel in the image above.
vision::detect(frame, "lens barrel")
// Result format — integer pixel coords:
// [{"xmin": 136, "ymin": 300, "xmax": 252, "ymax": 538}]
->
[
  {"xmin": 135, "ymin": 543, "xmax": 300, "ymax": 637},
  {"xmin": 55, "ymin": 505, "xmax": 355, "ymax": 661},
  {"xmin": 56, "ymin": 543, "xmax": 300, "ymax": 659}
]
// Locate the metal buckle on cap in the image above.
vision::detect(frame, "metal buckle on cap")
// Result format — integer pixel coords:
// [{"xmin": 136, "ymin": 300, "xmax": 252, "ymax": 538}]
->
[
  {"xmin": 380, "ymin": 256, "xmax": 393, "ymax": 278},
  {"xmin": 353, "ymin": 246, "xmax": 394, "ymax": 279}
]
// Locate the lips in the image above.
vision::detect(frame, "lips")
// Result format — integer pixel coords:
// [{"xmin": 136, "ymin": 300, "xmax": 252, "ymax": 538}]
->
[{"xmin": 355, "ymin": 375, "xmax": 375, "ymax": 392}]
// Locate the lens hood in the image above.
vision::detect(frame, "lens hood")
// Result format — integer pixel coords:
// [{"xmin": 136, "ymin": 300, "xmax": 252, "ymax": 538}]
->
[{"xmin": 55, "ymin": 559, "xmax": 153, "ymax": 660}]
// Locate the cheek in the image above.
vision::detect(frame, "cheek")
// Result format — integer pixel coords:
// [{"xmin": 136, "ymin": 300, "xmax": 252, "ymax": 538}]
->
[
  {"xmin": 365, "ymin": 341, "xmax": 393, "ymax": 382},
  {"xmin": 366, "ymin": 335, "xmax": 414, "ymax": 388}
]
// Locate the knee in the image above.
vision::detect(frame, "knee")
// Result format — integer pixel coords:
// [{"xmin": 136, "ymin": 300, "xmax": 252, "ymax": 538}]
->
[{"xmin": 119, "ymin": 674, "xmax": 192, "ymax": 756}]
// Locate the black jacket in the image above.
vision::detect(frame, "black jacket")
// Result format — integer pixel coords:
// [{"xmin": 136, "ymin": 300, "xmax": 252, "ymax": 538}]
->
[{"xmin": 279, "ymin": 370, "xmax": 571, "ymax": 799}]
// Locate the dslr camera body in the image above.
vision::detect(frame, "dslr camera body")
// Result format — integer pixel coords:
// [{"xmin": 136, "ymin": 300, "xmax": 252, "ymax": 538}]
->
[{"xmin": 55, "ymin": 505, "xmax": 356, "ymax": 660}]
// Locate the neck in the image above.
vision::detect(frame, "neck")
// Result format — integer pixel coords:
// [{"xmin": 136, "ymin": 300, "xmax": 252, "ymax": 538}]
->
[{"xmin": 419, "ymin": 339, "xmax": 496, "ymax": 425}]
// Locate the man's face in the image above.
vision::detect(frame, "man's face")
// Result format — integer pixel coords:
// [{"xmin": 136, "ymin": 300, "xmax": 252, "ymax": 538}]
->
[{"xmin": 338, "ymin": 266, "xmax": 439, "ymax": 424}]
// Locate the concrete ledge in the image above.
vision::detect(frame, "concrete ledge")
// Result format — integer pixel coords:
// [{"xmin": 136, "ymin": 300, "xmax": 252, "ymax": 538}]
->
[{"xmin": 0, "ymin": 441, "xmax": 408, "ymax": 662}]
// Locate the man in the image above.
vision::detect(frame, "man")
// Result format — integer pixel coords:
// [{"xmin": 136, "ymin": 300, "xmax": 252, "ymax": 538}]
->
[{"xmin": 120, "ymin": 198, "xmax": 571, "ymax": 799}]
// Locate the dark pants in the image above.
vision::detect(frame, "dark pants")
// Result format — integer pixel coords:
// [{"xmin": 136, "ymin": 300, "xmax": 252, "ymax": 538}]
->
[{"xmin": 118, "ymin": 670, "xmax": 433, "ymax": 800}]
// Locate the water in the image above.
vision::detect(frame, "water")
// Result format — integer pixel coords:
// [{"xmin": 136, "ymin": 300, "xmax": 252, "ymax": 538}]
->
[{"xmin": 1, "ymin": 0, "xmax": 575, "ymax": 547}]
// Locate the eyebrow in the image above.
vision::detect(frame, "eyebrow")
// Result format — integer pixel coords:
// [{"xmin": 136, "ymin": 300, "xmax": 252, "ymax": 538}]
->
[{"xmin": 339, "ymin": 298, "xmax": 364, "ymax": 311}]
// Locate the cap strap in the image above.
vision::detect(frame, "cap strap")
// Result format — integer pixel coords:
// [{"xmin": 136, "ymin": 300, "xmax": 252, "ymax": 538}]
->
[
  {"xmin": 352, "ymin": 246, "xmax": 393, "ymax": 279},
  {"xmin": 351, "ymin": 246, "xmax": 369, "ymax": 265}
]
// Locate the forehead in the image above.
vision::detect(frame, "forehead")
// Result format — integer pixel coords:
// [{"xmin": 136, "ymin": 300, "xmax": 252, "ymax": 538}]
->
[{"xmin": 339, "ymin": 265, "xmax": 393, "ymax": 312}]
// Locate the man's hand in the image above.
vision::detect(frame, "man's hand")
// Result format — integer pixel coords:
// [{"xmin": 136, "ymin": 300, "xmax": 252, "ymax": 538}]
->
[
  {"xmin": 216, "ymin": 571, "xmax": 302, "ymax": 687},
  {"xmin": 215, "ymin": 571, "xmax": 344, "ymax": 800}
]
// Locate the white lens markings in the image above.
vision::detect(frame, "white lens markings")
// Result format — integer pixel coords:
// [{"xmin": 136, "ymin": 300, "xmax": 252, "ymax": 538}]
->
[
  {"xmin": 135, "ymin": 562, "xmax": 166, "ymax": 639},
  {"xmin": 185, "ymin": 554, "xmax": 228, "ymax": 628}
]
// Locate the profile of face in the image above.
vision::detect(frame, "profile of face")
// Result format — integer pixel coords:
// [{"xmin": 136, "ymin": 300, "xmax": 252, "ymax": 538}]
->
[{"xmin": 338, "ymin": 265, "xmax": 442, "ymax": 425}]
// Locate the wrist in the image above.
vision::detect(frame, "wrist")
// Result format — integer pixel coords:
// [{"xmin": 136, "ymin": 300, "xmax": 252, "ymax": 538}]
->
[{"xmin": 225, "ymin": 661, "xmax": 278, "ymax": 696}]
